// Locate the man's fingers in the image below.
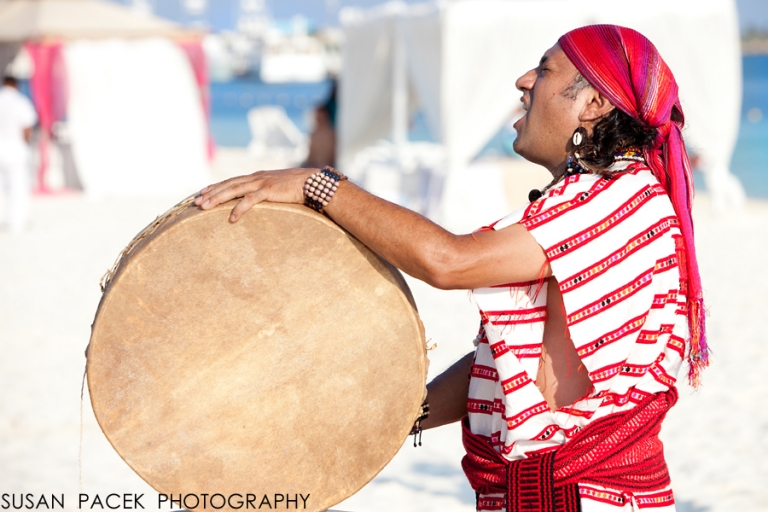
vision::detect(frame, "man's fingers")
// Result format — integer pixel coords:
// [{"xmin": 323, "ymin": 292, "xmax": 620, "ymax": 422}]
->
[
  {"xmin": 195, "ymin": 168, "xmax": 307, "ymax": 212},
  {"xmin": 196, "ymin": 174, "xmax": 263, "ymax": 207},
  {"xmin": 198, "ymin": 178, "xmax": 255, "ymax": 209},
  {"xmin": 228, "ymin": 179, "xmax": 263, "ymax": 198},
  {"xmin": 229, "ymin": 191, "xmax": 265, "ymax": 222},
  {"xmin": 196, "ymin": 180, "xmax": 229, "ymax": 206}
]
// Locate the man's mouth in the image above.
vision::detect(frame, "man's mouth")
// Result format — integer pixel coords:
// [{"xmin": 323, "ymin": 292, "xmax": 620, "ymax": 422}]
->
[{"xmin": 513, "ymin": 114, "xmax": 524, "ymax": 132}]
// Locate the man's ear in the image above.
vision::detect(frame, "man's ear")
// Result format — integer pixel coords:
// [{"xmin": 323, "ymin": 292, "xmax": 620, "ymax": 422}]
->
[{"xmin": 579, "ymin": 89, "xmax": 614, "ymax": 123}]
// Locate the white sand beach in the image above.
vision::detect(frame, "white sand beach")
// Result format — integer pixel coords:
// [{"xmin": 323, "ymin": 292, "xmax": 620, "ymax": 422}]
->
[{"xmin": 1, "ymin": 151, "xmax": 766, "ymax": 511}]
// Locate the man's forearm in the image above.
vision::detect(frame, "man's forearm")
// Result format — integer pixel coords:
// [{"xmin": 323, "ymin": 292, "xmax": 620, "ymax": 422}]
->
[
  {"xmin": 420, "ymin": 351, "xmax": 474, "ymax": 430},
  {"xmin": 325, "ymin": 181, "xmax": 549, "ymax": 289}
]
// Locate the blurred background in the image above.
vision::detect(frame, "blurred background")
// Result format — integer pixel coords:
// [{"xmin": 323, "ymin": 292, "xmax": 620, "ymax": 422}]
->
[
  {"xmin": 0, "ymin": 0, "xmax": 766, "ymax": 222},
  {"xmin": 1, "ymin": 1, "xmax": 767, "ymax": 511}
]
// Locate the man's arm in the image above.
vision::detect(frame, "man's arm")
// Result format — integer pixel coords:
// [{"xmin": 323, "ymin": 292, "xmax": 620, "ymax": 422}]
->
[
  {"xmin": 196, "ymin": 171, "xmax": 550, "ymax": 290},
  {"xmin": 322, "ymin": 181, "xmax": 549, "ymax": 289},
  {"xmin": 420, "ymin": 351, "xmax": 475, "ymax": 430}
]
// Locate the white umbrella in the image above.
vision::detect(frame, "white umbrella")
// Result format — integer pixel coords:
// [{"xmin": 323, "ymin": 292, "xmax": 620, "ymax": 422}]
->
[{"xmin": 0, "ymin": 0, "xmax": 190, "ymax": 42}]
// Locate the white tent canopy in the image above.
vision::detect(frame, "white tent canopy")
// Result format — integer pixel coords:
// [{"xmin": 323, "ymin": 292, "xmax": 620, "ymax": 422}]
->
[
  {"xmin": 339, "ymin": 0, "xmax": 744, "ymax": 216},
  {"xmin": 0, "ymin": 0, "xmax": 189, "ymax": 42},
  {"xmin": 64, "ymin": 38, "xmax": 209, "ymax": 197},
  {"xmin": 0, "ymin": 0, "xmax": 210, "ymax": 198}
]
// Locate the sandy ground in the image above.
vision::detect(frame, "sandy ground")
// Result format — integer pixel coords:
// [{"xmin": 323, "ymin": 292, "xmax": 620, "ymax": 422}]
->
[{"xmin": 1, "ymin": 151, "xmax": 767, "ymax": 511}]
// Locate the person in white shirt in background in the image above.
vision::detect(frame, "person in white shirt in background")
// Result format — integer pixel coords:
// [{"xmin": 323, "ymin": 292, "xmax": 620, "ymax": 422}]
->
[{"xmin": 0, "ymin": 74, "xmax": 37, "ymax": 234}]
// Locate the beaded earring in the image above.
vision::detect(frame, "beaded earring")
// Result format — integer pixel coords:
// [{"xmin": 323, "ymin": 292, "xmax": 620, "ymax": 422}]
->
[
  {"xmin": 567, "ymin": 126, "xmax": 589, "ymax": 174},
  {"xmin": 528, "ymin": 127, "xmax": 590, "ymax": 203},
  {"xmin": 572, "ymin": 126, "xmax": 587, "ymax": 148}
]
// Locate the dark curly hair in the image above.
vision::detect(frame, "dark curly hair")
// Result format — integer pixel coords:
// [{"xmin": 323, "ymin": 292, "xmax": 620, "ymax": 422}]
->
[
  {"xmin": 577, "ymin": 108, "xmax": 658, "ymax": 170},
  {"xmin": 561, "ymin": 72, "xmax": 658, "ymax": 172}
]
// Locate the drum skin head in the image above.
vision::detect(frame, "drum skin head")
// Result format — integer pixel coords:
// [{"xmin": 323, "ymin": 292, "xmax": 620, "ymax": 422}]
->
[{"xmin": 88, "ymin": 201, "xmax": 426, "ymax": 511}]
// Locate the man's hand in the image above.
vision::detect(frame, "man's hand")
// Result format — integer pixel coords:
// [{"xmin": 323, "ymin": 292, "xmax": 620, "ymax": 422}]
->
[{"xmin": 194, "ymin": 168, "xmax": 318, "ymax": 222}]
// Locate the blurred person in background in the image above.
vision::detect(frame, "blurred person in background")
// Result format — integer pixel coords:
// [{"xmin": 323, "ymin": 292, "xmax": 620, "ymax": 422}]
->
[
  {"xmin": 301, "ymin": 80, "xmax": 337, "ymax": 169},
  {"xmin": 196, "ymin": 25, "xmax": 705, "ymax": 512},
  {"xmin": 0, "ymin": 74, "xmax": 37, "ymax": 234}
]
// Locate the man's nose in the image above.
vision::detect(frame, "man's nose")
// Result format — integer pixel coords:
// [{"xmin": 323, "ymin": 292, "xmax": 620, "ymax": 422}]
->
[{"xmin": 515, "ymin": 68, "xmax": 536, "ymax": 92}]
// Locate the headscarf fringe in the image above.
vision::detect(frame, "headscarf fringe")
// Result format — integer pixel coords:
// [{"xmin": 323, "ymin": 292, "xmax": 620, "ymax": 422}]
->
[{"xmin": 686, "ymin": 297, "xmax": 709, "ymax": 389}]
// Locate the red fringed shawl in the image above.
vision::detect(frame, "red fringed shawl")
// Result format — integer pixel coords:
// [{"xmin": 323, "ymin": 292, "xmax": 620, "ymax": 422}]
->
[
  {"xmin": 462, "ymin": 389, "xmax": 678, "ymax": 512},
  {"xmin": 558, "ymin": 25, "xmax": 708, "ymax": 387}
]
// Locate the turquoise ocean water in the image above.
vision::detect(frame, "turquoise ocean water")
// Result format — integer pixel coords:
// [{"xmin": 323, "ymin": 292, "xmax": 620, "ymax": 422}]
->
[
  {"xmin": 213, "ymin": 55, "xmax": 768, "ymax": 197},
  {"xmin": 730, "ymin": 55, "xmax": 768, "ymax": 197}
]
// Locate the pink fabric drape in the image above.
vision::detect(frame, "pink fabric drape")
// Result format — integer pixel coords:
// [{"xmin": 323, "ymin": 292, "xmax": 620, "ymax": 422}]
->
[
  {"xmin": 25, "ymin": 41, "xmax": 68, "ymax": 194},
  {"xmin": 25, "ymin": 39, "xmax": 211, "ymax": 192},
  {"xmin": 179, "ymin": 40, "xmax": 214, "ymax": 160}
]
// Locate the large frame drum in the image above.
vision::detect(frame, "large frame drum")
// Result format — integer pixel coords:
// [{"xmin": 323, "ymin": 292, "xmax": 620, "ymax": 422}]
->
[{"xmin": 87, "ymin": 198, "xmax": 427, "ymax": 511}]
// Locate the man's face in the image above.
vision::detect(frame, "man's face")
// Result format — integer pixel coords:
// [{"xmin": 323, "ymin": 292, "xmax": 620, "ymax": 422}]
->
[{"xmin": 512, "ymin": 44, "xmax": 587, "ymax": 172}]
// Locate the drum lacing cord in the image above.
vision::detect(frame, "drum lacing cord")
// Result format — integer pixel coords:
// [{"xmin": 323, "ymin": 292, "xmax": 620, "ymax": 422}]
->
[
  {"xmin": 410, "ymin": 400, "xmax": 430, "ymax": 447},
  {"xmin": 79, "ymin": 364, "xmax": 86, "ymax": 494},
  {"xmin": 100, "ymin": 195, "xmax": 197, "ymax": 292},
  {"xmin": 410, "ymin": 340, "xmax": 435, "ymax": 447}
]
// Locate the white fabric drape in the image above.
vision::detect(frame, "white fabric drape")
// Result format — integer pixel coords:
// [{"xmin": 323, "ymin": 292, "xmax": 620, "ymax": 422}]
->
[
  {"xmin": 64, "ymin": 38, "xmax": 210, "ymax": 198},
  {"xmin": 400, "ymin": 5, "xmax": 443, "ymax": 144},
  {"xmin": 338, "ymin": 9, "xmax": 397, "ymax": 171}
]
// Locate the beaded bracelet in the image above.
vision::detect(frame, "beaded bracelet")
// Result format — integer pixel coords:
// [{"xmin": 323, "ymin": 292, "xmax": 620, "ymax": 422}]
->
[{"xmin": 303, "ymin": 166, "xmax": 347, "ymax": 213}]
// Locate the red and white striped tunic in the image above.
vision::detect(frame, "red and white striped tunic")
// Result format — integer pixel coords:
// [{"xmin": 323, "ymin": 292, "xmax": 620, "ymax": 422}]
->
[{"xmin": 468, "ymin": 161, "xmax": 686, "ymax": 511}]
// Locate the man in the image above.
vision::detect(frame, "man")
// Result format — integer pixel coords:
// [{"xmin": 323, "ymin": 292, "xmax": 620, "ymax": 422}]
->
[
  {"xmin": 196, "ymin": 25, "xmax": 706, "ymax": 512},
  {"xmin": 0, "ymin": 75, "xmax": 36, "ymax": 234},
  {"xmin": 301, "ymin": 80, "xmax": 337, "ymax": 169}
]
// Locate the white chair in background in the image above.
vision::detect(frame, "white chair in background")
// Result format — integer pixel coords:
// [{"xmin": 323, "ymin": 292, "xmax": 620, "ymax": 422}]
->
[
  {"xmin": 347, "ymin": 140, "xmax": 448, "ymax": 220},
  {"xmin": 246, "ymin": 105, "xmax": 308, "ymax": 167}
]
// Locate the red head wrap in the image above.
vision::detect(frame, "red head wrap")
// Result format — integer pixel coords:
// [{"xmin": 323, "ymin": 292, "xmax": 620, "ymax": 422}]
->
[{"xmin": 558, "ymin": 25, "xmax": 708, "ymax": 387}]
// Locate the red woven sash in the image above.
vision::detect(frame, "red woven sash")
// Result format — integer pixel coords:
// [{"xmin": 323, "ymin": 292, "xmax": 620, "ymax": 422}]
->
[{"xmin": 461, "ymin": 389, "xmax": 678, "ymax": 512}]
